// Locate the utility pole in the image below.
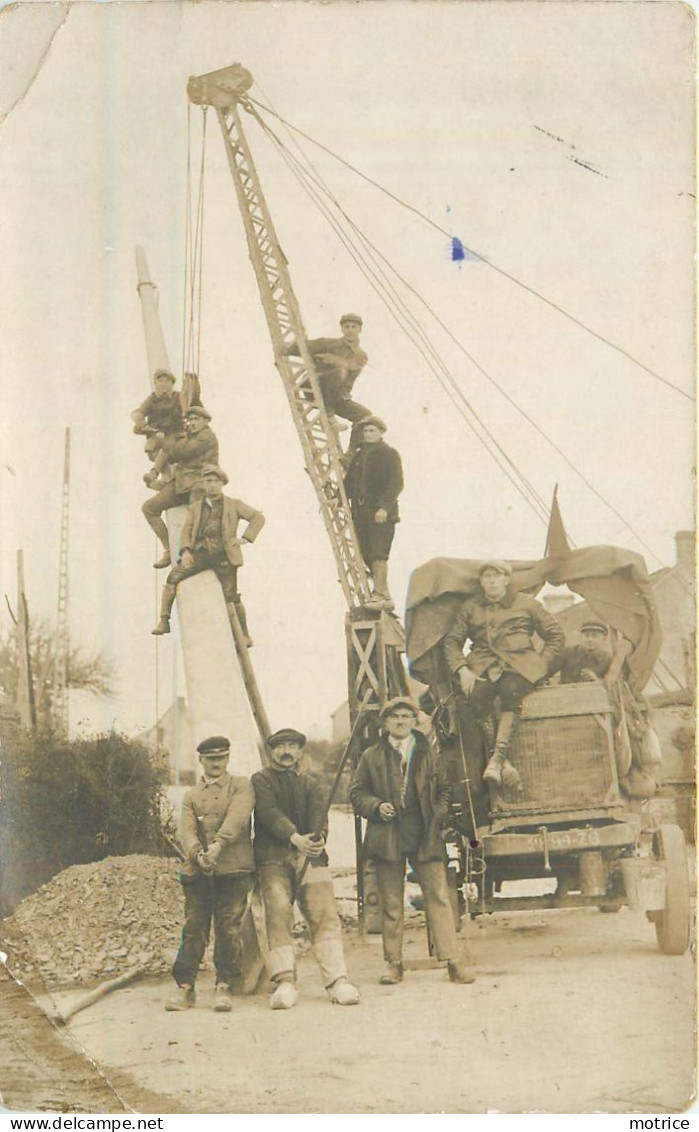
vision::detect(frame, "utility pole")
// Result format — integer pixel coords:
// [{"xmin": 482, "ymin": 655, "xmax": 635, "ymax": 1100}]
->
[
  {"xmin": 16, "ymin": 550, "xmax": 35, "ymax": 731},
  {"xmin": 53, "ymin": 428, "xmax": 70, "ymax": 734}
]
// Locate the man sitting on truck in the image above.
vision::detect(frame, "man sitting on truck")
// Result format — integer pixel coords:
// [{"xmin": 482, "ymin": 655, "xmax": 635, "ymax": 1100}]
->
[{"xmin": 444, "ymin": 560, "xmax": 565, "ymax": 792}]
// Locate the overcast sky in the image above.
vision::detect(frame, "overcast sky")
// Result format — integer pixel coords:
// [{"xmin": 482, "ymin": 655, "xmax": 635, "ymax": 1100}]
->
[{"xmin": 0, "ymin": 1, "xmax": 694, "ymax": 739}]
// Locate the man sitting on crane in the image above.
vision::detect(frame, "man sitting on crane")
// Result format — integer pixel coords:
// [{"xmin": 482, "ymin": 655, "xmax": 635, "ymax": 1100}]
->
[
  {"xmin": 152, "ymin": 464, "xmax": 264, "ymax": 644},
  {"xmin": 344, "ymin": 415, "xmax": 403, "ymax": 610},
  {"xmin": 142, "ymin": 405, "xmax": 219, "ymax": 569},
  {"xmin": 282, "ymin": 313, "xmax": 370, "ymax": 432},
  {"xmin": 444, "ymin": 561, "xmax": 565, "ymax": 792}
]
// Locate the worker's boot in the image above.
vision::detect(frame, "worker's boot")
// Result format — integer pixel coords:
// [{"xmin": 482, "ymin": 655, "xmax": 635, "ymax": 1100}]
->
[
  {"xmin": 482, "ymin": 712, "xmax": 522, "ymax": 792},
  {"xmin": 152, "ymin": 584, "xmax": 176, "ymax": 635},
  {"xmin": 270, "ymin": 978, "xmax": 298, "ymax": 1010},
  {"xmin": 213, "ymin": 983, "xmax": 233, "ymax": 1012},
  {"xmin": 165, "ymin": 984, "xmax": 195, "ymax": 1011},
  {"xmin": 368, "ymin": 560, "xmax": 394, "ymax": 611},
  {"xmin": 447, "ymin": 960, "xmax": 476, "ymax": 984},
  {"xmin": 379, "ymin": 962, "xmax": 404, "ymax": 985},
  {"xmin": 328, "ymin": 976, "xmax": 360, "ymax": 1006},
  {"xmin": 226, "ymin": 601, "xmax": 252, "ymax": 648},
  {"xmin": 326, "ymin": 413, "xmax": 349, "ymax": 433}
]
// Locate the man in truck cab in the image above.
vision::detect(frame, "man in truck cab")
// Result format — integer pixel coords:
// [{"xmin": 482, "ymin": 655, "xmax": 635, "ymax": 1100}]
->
[
  {"xmin": 559, "ymin": 620, "xmax": 612, "ymax": 684},
  {"xmin": 443, "ymin": 560, "xmax": 565, "ymax": 792}
]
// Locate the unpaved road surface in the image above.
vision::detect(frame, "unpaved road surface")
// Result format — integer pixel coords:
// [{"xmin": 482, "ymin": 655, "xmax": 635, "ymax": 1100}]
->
[{"xmin": 5, "ymin": 900, "xmax": 694, "ymax": 1115}]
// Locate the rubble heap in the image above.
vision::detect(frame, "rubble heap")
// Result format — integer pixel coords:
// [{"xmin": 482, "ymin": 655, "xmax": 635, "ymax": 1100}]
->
[{"xmin": 1, "ymin": 855, "xmax": 182, "ymax": 989}]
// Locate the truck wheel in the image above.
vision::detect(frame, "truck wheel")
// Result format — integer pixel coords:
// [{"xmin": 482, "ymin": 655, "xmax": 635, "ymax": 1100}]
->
[{"xmin": 653, "ymin": 823, "xmax": 690, "ymax": 956}]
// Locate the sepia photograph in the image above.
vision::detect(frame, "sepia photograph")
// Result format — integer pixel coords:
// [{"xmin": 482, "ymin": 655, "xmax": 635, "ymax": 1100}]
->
[{"xmin": 0, "ymin": 0, "xmax": 695, "ymax": 1118}]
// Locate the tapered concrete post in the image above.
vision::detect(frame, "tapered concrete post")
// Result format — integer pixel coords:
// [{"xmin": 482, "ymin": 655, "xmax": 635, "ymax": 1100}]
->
[{"xmin": 135, "ymin": 246, "xmax": 173, "ymax": 385}]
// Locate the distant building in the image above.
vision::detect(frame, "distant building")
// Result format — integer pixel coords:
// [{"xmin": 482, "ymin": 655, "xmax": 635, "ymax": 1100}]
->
[{"xmin": 137, "ymin": 695, "xmax": 197, "ymax": 783}]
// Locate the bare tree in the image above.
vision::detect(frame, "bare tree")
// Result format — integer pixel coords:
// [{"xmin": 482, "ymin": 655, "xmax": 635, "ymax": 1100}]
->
[{"xmin": 0, "ymin": 618, "xmax": 116, "ymax": 729}]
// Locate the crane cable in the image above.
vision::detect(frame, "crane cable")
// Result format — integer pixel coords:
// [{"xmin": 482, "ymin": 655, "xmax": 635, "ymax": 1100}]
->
[
  {"xmin": 248, "ymin": 94, "xmax": 686, "ymax": 572},
  {"xmin": 247, "ymin": 95, "xmax": 693, "ymax": 406},
  {"xmin": 251, "ymin": 107, "xmax": 552, "ymax": 526},
  {"xmin": 182, "ymin": 103, "xmax": 208, "ymax": 381}
]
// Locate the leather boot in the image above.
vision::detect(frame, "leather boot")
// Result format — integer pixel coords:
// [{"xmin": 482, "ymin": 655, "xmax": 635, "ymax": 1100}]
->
[
  {"xmin": 152, "ymin": 584, "xmax": 176, "ymax": 635},
  {"xmin": 483, "ymin": 712, "xmax": 522, "ymax": 791},
  {"xmin": 369, "ymin": 560, "xmax": 394, "ymax": 611}
]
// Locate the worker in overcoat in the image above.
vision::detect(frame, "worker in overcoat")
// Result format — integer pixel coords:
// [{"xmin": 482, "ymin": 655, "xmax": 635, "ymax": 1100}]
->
[
  {"xmin": 350, "ymin": 697, "xmax": 475, "ymax": 987},
  {"xmin": 444, "ymin": 561, "xmax": 565, "ymax": 792},
  {"xmin": 344, "ymin": 415, "xmax": 403, "ymax": 609}
]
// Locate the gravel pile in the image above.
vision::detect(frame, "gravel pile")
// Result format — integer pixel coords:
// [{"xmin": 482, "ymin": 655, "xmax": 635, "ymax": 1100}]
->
[{"xmin": 1, "ymin": 855, "xmax": 183, "ymax": 989}]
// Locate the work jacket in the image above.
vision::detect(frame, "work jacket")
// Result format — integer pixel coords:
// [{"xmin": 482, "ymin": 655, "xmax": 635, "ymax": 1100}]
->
[
  {"xmin": 344, "ymin": 440, "xmax": 403, "ymax": 522},
  {"xmin": 180, "ymin": 494, "xmax": 265, "ymax": 567},
  {"xmin": 559, "ymin": 644, "xmax": 611, "ymax": 684},
  {"xmin": 252, "ymin": 765, "xmax": 329, "ymax": 868},
  {"xmin": 443, "ymin": 587, "xmax": 565, "ymax": 686},
  {"xmin": 350, "ymin": 731, "xmax": 450, "ymax": 863},
  {"xmin": 180, "ymin": 772, "xmax": 255, "ymax": 876},
  {"xmin": 165, "ymin": 425, "xmax": 219, "ymax": 496}
]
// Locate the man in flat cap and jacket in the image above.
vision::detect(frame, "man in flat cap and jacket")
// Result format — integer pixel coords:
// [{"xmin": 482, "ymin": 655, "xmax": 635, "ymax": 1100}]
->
[
  {"xmin": 344, "ymin": 416, "xmax": 403, "ymax": 609},
  {"xmin": 142, "ymin": 404, "xmax": 219, "ymax": 569},
  {"xmin": 152, "ymin": 464, "xmax": 264, "ymax": 645},
  {"xmin": 166, "ymin": 735, "xmax": 255, "ymax": 1014},
  {"xmin": 350, "ymin": 697, "xmax": 475, "ymax": 987},
  {"xmin": 131, "ymin": 368, "xmax": 185, "ymax": 484},
  {"xmin": 444, "ymin": 561, "xmax": 565, "ymax": 792},
  {"xmin": 251, "ymin": 728, "xmax": 360, "ymax": 1010},
  {"xmin": 559, "ymin": 620, "xmax": 612, "ymax": 685},
  {"xmin": 282, "ymin": 313, "xmax": 370, "ymax": 431}
]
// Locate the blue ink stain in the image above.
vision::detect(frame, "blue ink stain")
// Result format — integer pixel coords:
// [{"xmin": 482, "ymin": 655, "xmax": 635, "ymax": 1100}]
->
[
  {"xmin": 446, "ymin": 204, "xmax": 452, "ymax": 214},
  {"xmin": 451, "ymin": 237, "xmax": 466, "ymax": 262}
]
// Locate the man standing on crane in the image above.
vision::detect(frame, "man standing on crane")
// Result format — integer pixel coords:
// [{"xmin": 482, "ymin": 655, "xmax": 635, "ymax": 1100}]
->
[
  {"xmin": 142, "ymin": 405, "xmax": 219, "ymax": 569},
  {"xmin": 282, "ymin": 313, "xmax": 370, "ymax": 431},
  {"xmin": 444, "ymin": 561, "xmax": 565, "ymax": 791},
  {"xmin": 344, "ymin": 415, "xmax": 403, "ymax": 610},
  {"xmin": 251, "ymin": 728, "xmax": 361, "ymax": 1010},
  {"xmin": 350, "ymin": 697, "xmax": 476, "ymax": 987},
  {"xmin": 152, "ymin": 464, "xmax": 264, "ymax": 643}
]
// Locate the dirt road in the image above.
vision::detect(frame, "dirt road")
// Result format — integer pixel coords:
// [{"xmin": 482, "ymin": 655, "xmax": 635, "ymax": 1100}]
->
[{"xmin": 8, "ymin": 899, "xmax": 692, "ymax": 1116}]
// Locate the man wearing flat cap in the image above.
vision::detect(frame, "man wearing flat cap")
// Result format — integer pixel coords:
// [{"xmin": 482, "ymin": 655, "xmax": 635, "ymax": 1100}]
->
[
  {"xmin": 153, "ymin": 464, "xmax": 264, "ymax": 644},
  {"xmin": 350, "ymin": 697, "xmax": 475, "ymax": 986},
  {"xmin": 131, "ymin": 369, "xmax": 185, "ymax": 484},
  {"xmin": 142, "ymin": 404, "xmax": 220, "ymax": 569},
  {"xmin": 251, "ymin": 728, "xmax": 360, "ymax": 1009},
  {"xmin": 282, "ymin": 313, "xmax": 371, "ymax": 431},
  {"xmin": 344, "ymin": 416, "xmax": 404, "ymax": 609},
  {"xmin": 166, "ymin": 735, "xmax": 255, "ymax": 1013},
  {"xmin": 559, "ymin": 620, "xmax": 612, "ymax": 685},
  {"xmin": 444, "ymin": 560, "xmax": 565, "ymax": 792}
]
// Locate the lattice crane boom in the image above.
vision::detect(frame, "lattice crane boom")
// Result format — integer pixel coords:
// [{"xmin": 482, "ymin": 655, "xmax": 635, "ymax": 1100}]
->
[{"xmin": 188, "ymin": 65, "xmax": 372, "ymax": 609}]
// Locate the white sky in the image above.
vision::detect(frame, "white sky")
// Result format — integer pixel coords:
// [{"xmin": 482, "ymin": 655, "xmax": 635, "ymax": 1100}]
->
[{"xmin": 0, "ymin": 1, "xmax": 694, "ymax": 739}]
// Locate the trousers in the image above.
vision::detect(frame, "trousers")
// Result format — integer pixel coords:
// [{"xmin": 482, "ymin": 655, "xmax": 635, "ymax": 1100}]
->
[
  {"xmin": 172, "ymin": 872, "xmax": 253, "ymax": 987},
  {"xmin": 375, "ymin": 858, "xmax": 460, "ymax": 964},
  {"xmin": 319, "ymin": 369, "xmax": 370, "ymax": 423},
  {"xmin": 470, "ymin": 671, "xmax": 533, "ymax": 716},
  {"xmin": 258, "ymin": 862, "xmax": 347, "ymax": 988}
]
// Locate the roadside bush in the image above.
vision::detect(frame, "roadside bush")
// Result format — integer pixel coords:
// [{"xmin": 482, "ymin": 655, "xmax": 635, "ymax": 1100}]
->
[{"xmin": 0, "ymin": 729, "xmax": 169, "ymax": 913}]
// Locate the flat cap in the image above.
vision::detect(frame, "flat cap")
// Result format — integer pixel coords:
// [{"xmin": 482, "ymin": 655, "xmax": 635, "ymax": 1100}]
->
[
  {"xmin": 581, "ymin": 620, "xmax": 608, "ymax": 635},
  {"xmin": 197, "ymin": 735, "xmax": 231, "ymax": 755},
  {"xmin": 185, "ymin": 405, "xmax": 212, "ymax": 421},
  {"xmin": 153, "ymin": 368, "xmax": 176, "ymax": 384},
  {"xmin": 478, "ymin": 559, "xmax": 512, "ymax": 578},
  {"xmin": 201, "ymin": 463, "xmax": 229, "ymax": 485},
  {"xmin": 380, "ymin": 696, "xmax": 419, "ymax": 720},
  {"xmin": 359, "ymin": 415, "xmax": 387, "ymax": 433},
  {"xmin": 267, "ymin": 727, "xmax": 307, "ymax": 749},
  {"xmin": 340, "ymin": 313, "xmax": 363, "ymax": 326}
]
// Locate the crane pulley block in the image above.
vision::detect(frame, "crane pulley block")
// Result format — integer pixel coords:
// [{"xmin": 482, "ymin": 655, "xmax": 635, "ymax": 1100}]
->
[{"xmin": 187, "ymin": 64, "xmax": 253, "ymax": 110}]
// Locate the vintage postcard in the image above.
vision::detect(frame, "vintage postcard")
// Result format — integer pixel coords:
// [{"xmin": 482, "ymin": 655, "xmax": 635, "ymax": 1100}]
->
[{"xmin": 0, "ymin": 0, "xmax": 695, "ymax": 1119}]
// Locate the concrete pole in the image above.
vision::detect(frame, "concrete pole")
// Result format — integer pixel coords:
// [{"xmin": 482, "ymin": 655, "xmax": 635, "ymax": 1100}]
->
[
  {"xmin": 135, "ymin": 249, "xmax": 264, "ymax": 778},
  {"xmin": 135, "ymin": 246, "xmax": 174, "ymax": 387},
  {"xmin": 16, "ymin": 551, "xmax": 33, "ymax": 731}
]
